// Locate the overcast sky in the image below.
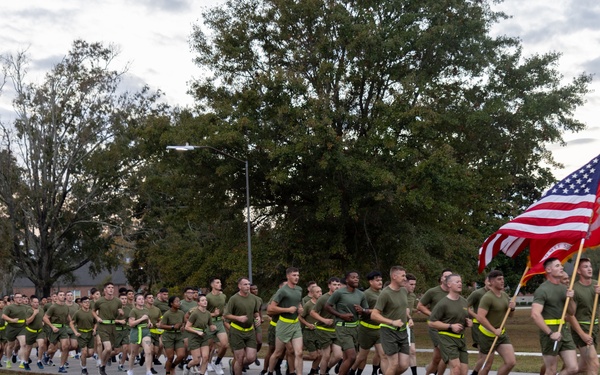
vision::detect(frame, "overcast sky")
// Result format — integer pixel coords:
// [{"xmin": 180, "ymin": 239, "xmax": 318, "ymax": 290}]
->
[{"xmin": 1, "ymin": 0, "xmax": 599, "ymax": 180}]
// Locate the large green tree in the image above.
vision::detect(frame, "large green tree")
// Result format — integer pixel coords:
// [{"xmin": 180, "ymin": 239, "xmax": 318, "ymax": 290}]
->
[
  {"xmin": 0, "ymin": 40, "xmax": 164, "ymax": 296},
  {"xmin": 137, "ymin": 0, "xmax": 591, "ymax": 293}
]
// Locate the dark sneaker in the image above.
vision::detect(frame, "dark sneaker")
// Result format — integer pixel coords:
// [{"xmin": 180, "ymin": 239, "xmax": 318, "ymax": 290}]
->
[
  {"xmin": 37, "ymin": 362, "xmax": 44, "ymax": 370},
  {"xmin": 12, "ymin": 353, "xmax": 17, "ymax": 363},
  {"xmin": 153, "ymin": 359, "xmax": 162, "ymax": 366},
  {"xmin": 23, "ymin": 363, "xmax": 31, "ymax": 371},
  {"xmin": 151, "ymin": 368, "xmax": 158, "ymax": 374},
  {"xmin": 82, "ymin": 369, "xmax": 89, "ymax": 375},
  {"xmin": 99, "ymin": 365, "xmax": 107, "ymax": 375},
  {"xmin": 58, "ymin": 366, "xmax": 68, "ymax": 373}
]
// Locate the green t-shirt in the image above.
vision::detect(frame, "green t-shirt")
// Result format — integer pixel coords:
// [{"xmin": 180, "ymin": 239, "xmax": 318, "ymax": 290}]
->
[
  {"xmin": 161, "ymin": 309, "xmax": 185, "ymax": 327},
  {"xmin": 146, "ymin": 305, "xmax": 161, "ymax": 325},
  {"xmin": 188, "ymin": 309, "xmax": 212, "ymax": 330},
  {"xmin": 533, "ymin": 280, "xmax": 567, "ymax": 320},
  {"xmin": 573, "ymin": 280, "xmax": 598, "ymax": 322},
  {"xmin": 362, "ymin": 287, "xmax": 381, "ymax": 325},
  {"xmin": 27, "ymin": 308, "xmax": 45, "ymax": 330},
  {"xmin": 129, "ymin": 307, "xmax": 151, "ymax": 326},
  {"xmin": 4, "ymin": 304, "xmax": 29, "ymax": 323},
  {"xmin": 117, "ymin": 305, "xmax": 132, "ymax": 329},
  {"xmin": 374, "ymin": 286, "xmax": 408, "ymax": 321},
  {"xmin": 478, "ymin": 290, "xmax": 509, "ymax": 328},
  {"xmin": 94, "ymin": 297, "xmax": 122, "ymax": 320},
  {"xmin": 407, "ymin": 292, "xmax": 418, "ymax": 315},
  {"xmin": 225, "ymin": 293, "xmax": 259, "ymax": 329},
  {"xmin": 154, "ymin": 300, "xmax": 170, "ymax": 315},
  {"xmin": 302, "ymin": 299, "xmax": 318, "ymax": 325},
  {"xmin": 314, "ymin": 293, "xmax": 336, "ymax": 327},
  {"xmin": 45, "ymin": 303, "xmax": 70, "ymax": 325},
  {"xmin": 66, "ymin": 303, "xmax": 79, "ymax": 318},
  {"xmin": 180, "ymin": 299, "xmax": 197, "ymax": 314},
  {"xmin": 72, "ymin": 309, "xmax": 95, "ymax": 330},
  {"xmin": 272, "ymin": 284, "xmax": 302, "ymax": 320},
  {"xmin": 429, "ymin": 296, "xmax": 469, "ymax": 334},
  {"xmin": 206, "ymin": 292, "xmax": 227, "ymax": 317},
  {"xmin": 419, "ymin": 285, "xmax": 449, "ymax": 312},
  {"xmin": 466, "ymin": 287, "xmax": 488, "ymax": 313},
  {"xmin": 327, "ymin": 287, "xmax": 368, "ymax": 323}
]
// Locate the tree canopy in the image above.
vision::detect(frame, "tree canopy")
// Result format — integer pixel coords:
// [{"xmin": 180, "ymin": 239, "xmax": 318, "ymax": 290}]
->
[
  {"xmin": 0, "ymin": 40, "xmax": 165, "ymax": 296},
  {"xmin": 128, "ymin": 0, "xmax": 591, "ymax": 295}
]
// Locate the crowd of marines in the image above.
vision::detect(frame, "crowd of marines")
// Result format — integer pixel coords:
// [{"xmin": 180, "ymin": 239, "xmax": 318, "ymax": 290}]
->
[{"xmin": 0, "ymin": 259, "xmax": 599, "ymax": 375}]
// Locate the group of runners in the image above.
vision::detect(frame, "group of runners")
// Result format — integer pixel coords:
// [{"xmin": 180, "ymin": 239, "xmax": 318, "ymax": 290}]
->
[{"xmin": 0, "ymin": 259, "xmax": 599, "ymax": 375}]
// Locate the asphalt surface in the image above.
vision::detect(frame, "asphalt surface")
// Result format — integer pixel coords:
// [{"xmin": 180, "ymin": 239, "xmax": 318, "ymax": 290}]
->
[{"xmin": 0, "ymin": 352, "xmax": 538, "ymax": 375}]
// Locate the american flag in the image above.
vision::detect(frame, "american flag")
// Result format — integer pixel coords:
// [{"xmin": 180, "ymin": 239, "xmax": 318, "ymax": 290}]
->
[{"xmin": 478, "ymin": 154, "xmax": 600, "ymax": 273}]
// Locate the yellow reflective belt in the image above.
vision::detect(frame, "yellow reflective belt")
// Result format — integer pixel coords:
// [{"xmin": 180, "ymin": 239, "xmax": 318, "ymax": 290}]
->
[
  {"xmin": 25, "ymin": 326, "xmax": 42, "ymax": 333},
  {"xmin": 336, "ymin": 321, "xmax": 358, "ymax": 328},
  {"xmin": 52, "ymin": 323, "xmax": 63, "ymax": 328},
  {"xmin": 380, "ymin": 323, "xmax": 407, "ymax": 331},
  {"xmin": 149, "ymin": 328, "xmax": 164, "ymax": 334},
  {"xmin": 439, "ymin": 331, "xmax": 464, "ymax": 339},
  {"xmin": 269, "ymin": 320, "xmax": 277, "ymax": 327},
  {"xmin": 315, "ymin": 325, "xmax": 335, "ymax": 332},
  {"xmin": 192, "ymin": 327, "xmax": 204, "ymax": 332},
  {"xmin": 230, "ymin": 322, "xmax": 253, "ymax": 332},
  {"xmin": 0, "ymin": 326, "xmax": 5, "ymax": 330},
  {"xmin": 578, "ymin": 319, "xmax": 599, "ymax": 325},
  {"xmin": 544, "ymin": 319, "xmax": 565, "ymax": 325},
  {"xmin": 78, "ymin": 328, "xmax": 93, "ymax": 333},
  {"xmin": 359, "ymin": 321, "xmax": 380, "ymax": 330},
  {"xmin": 478, "ymin": 325, "xmax": 504, "ymax": 338},
  {"xmin": 279, "ymin": 316, "xmax": 298, "ymax": 324},
  {"xmin": 472, "ymin": 319, "xmax": 479, "ymax": 324},
  {"xmin": 101, "ymin": 320, "xmax": 115, "ymax": 324}
]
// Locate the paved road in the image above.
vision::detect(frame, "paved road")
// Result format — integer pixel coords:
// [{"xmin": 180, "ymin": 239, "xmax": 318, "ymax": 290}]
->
[{"xmin": 1, "ymin": 352, "xmax": 537, "ymax": 375}]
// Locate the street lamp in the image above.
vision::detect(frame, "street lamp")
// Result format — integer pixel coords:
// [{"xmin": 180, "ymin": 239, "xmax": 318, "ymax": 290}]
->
[{"xmin": 166, "ymin": 144, "xmax": 253, "ymax": 283}]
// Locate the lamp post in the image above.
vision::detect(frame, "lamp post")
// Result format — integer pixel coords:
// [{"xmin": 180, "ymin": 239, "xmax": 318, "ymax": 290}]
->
[{"xmin": 166, "ymin": 144, "xmax": 253, "ymax": 283}]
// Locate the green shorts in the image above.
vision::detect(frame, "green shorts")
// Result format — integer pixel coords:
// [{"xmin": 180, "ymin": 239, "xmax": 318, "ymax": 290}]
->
[
  {"xmin": 438, "ymin": 333, "xmax": 468, "ymax": 364},
  {"xmin": 303, "ymin": 329, "xmax": 320, "ymax": 352},
  {"xmin": 25, "ymin": 327, "xmax": 45, "ymax": 346},
  {"xmin": 380, "ymin": 327, "xmax": 409, "ymax": 356},
  {"xmin": 97, "ymin": 323, "xmax": 116, "ymax": 344},
  {"xmin": 275, "ymin": 320, "xmax": 302, "ymax": 343},
  {"xmin": 48, "ymin": 326, "xmax": 69, "ymax": 343},
  {"xmin": 5, "ymin": 324, "xmax": 25, "ymax": 342},
  {"xmin": 150, "ymin": 332, "xmax": 162, "ymax": 347},
  {"xmin": 0, "ymin": 327, "xmax": 6, "ymax": 343},
  {"xmin": 335, "ymin": 325, "xmax": 358, "ymax": 351},
  {"xmin": 206, "ymin": 320, "xmax": 226, "ymax": 342},
  {"xmin": 268, "ymin": 322, "xmax": 277, "ymax": 346},
  {"xmin": 315, "ymin": 326, "xmax": 338, "ymax": 348},
  {"xmin": 477, "ymin": 326, "xmax": 511, "ymax": 355},
  {"xmin": 77, "ymin": 331, "xmax": 95, "ymax": 349},
  {"xmin": 539, "ymin": 326, "xmax": 576, "ymax": 355},
  {"xmin": 428, "ymin": 327, "xmax": 441, "ymax": 348},
  {"xmin": 130, "ymin": 326, "xmax": 151, "ymax": 345},
  {"xmin": 189, "ymin": 331, "xmax": 211, "ymax": 350},
  {"xmin": 115, "ymin": 327, "xmax": 130, "ymax": 347},
  {"xmin": 162, "ymin": 331, "xmax": 184, "ymax": 350},
  {"xmin": 357, "ymin": 323, "xmax": 380, "ymax": 350},
  {"xmin": 229, "ymin": 326, "xmax": 256, "ymax": 351},
  {"xmin": 66, "ymin": 327, "xmax": 75, "ymax": 339},
  {"xmin": 572, "ymin": 323, "xmax": 598, "ymax": 348},
  {"xmin": 471, "ymin": 323, "xmax": 481, "ymax": 348}
]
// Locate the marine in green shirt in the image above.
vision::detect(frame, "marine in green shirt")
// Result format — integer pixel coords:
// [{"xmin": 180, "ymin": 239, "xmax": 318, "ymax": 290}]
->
[
  {"xmin": 428, "ymin": 274, "xmax": 472, "ymax": 374},
  {"xmin": 531, "ymin": 258, "xmax": 577, "ymax": 374},
  {"xmin": 476, "ymin": 270, "xmax": 516, "ymax": 375}
]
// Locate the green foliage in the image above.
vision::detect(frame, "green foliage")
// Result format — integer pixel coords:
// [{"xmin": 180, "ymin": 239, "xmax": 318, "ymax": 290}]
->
[
  {"xmin": 0, "ymin": 40, "xmax": 165, "ymax": 296},
  {"xmin": 133, "ymin": 0, "xmax": 591, "ymax": 293}
]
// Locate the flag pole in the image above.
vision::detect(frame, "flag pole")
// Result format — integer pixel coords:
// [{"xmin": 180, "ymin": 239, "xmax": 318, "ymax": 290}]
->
[
  {"xmin": 554, "ymin": 237, "xmax": 586, "ymax": 351},
  {"xmin": 587, "ymin": 268, "xmax": 600, "ymax": 338},
  {"xmin": 481, "ymin": 265, "xmax": 530, "ymax": 370}
]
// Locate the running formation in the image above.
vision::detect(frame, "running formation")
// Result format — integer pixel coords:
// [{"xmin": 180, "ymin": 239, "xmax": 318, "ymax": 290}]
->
[{"xmin": 1, "ymin": 260, "xmax": 599, "ymax": 375}]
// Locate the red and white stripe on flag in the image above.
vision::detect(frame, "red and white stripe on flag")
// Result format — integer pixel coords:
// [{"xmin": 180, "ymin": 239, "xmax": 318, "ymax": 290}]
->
[{"xmin": 478, "ymin": 155, "xmax": 600, "ymax": 273}]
